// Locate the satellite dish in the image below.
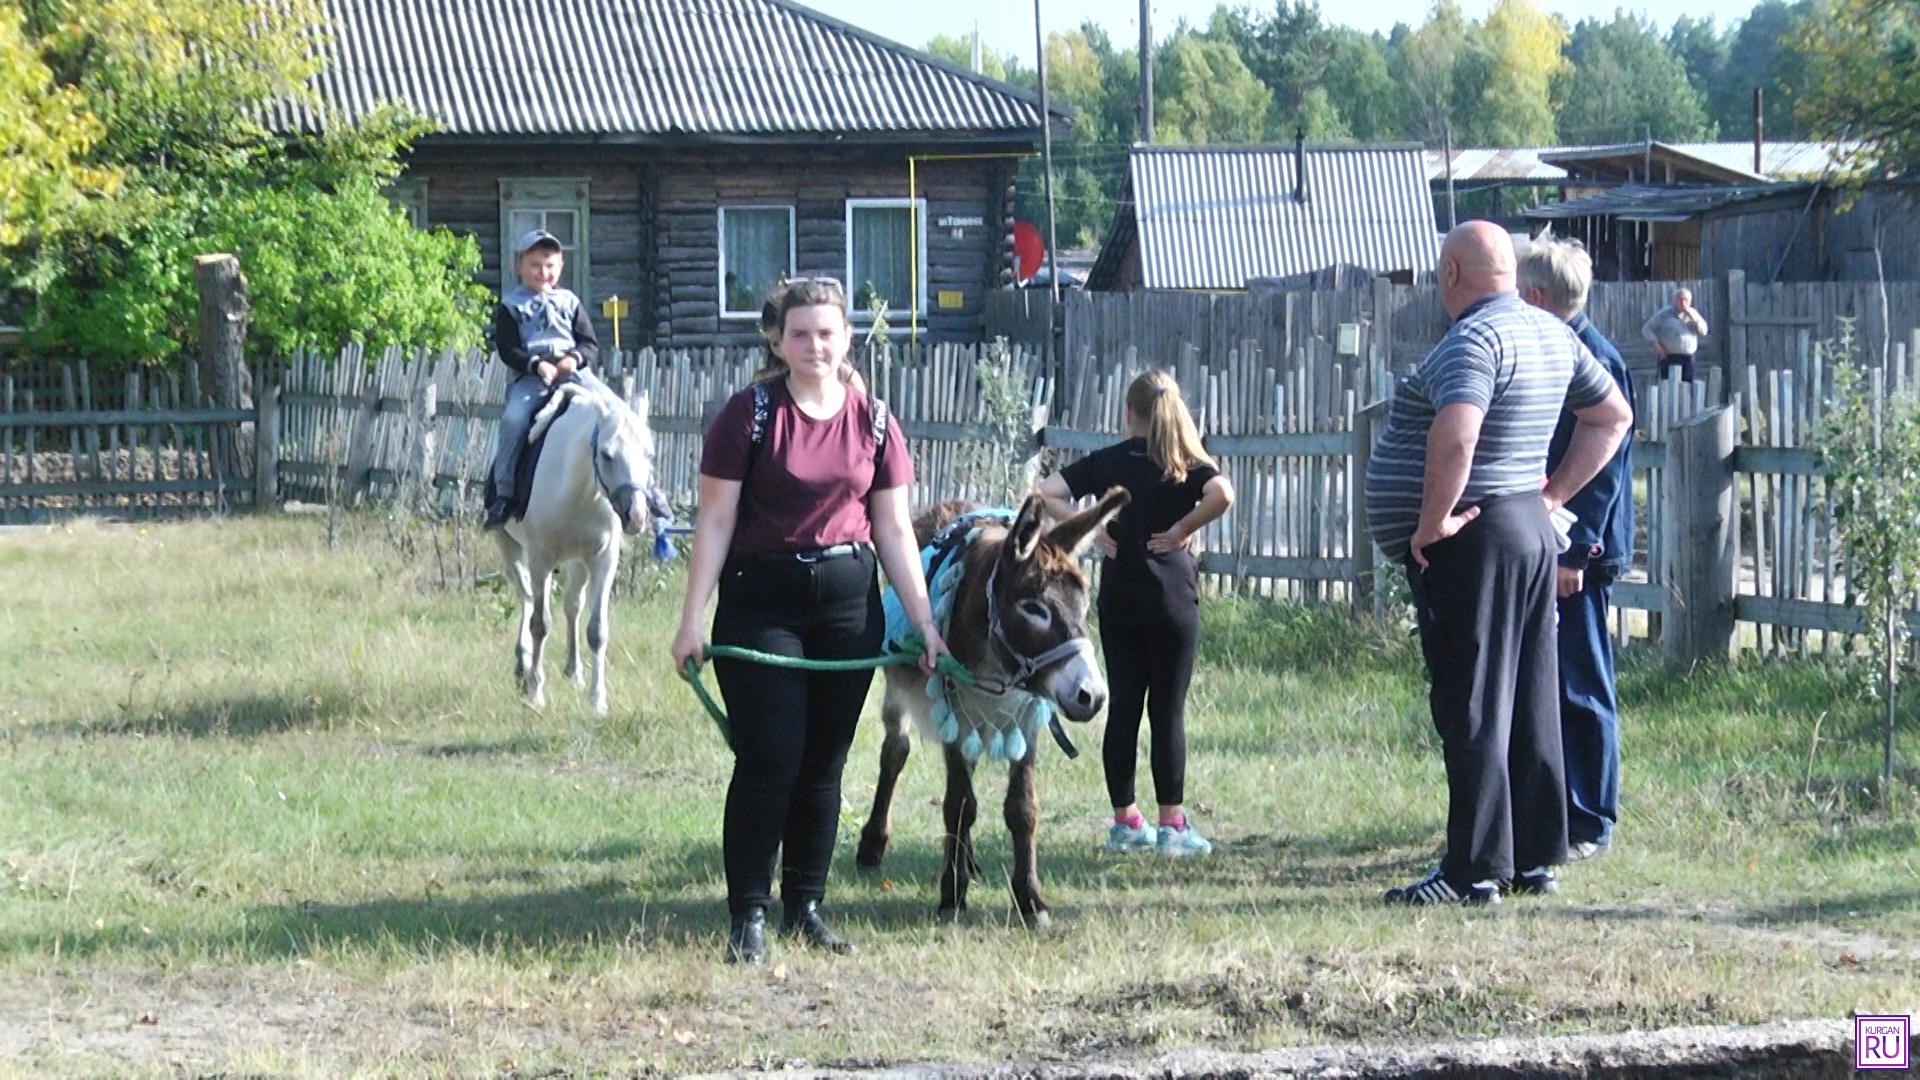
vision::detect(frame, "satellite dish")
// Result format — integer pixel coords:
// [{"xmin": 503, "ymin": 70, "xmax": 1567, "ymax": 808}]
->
[{"xmin": 1013, "ymin": 221, "xmax": 1044, "ymax": 282}]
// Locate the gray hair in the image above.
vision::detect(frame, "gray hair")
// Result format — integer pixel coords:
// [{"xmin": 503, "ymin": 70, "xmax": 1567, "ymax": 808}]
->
[{"xmin": 1517, "ymin": 238, "xmax": 1593, "ymax": 317}]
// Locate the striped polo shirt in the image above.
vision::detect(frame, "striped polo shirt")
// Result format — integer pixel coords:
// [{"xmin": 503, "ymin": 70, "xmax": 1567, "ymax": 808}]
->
[{"xmin": 1365, "ymin": 292, "xmax": 1617, "ymax": 565}]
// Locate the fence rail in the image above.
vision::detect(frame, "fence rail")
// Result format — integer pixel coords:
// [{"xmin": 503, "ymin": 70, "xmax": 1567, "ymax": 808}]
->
[{"xmin": 9, "ymin": 289, "xmax": 1920, "ymax": 658}]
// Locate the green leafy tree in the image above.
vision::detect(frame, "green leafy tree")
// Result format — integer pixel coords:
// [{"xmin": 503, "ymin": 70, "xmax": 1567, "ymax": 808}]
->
[
  {"xmin": 0, "ymin": 3, "xmax": 111, "ymax": 251},
  {"xmin": 1155, "ymin": 30, "xmax": 1273, "ymax": 143},
  {"xmin": 1466, "ymin": 0, "xmax": 1569, "ymax": 146},
  {"xmin": 1320, "ymin": 29, "xmax": 1402, "ymax": 140},
  {"xmin": 1395, "ymin": 0, "xmax": 1473, "ymax": 142},
  {"xmin": 1667, "ymin": 15, "xmax": 1730, "ymax": 111},
  {"xmin": 9, "ymin": 0, "xmax": 488, "ymax": 368},
  {"xmin": 1816, "ymin": 321, "xmax": 1920, "ymax": 794},
  {"xmin": 1714, "ymin": 0, "xmax": 1817, "ymax": 140},
  {"xmin": 1796, "ymin": 0, "xmax": 1920, "ymax": 176},
  {"xmin": 1559, "ymin": 14, "xmax": 1713, "ymax": 143}
]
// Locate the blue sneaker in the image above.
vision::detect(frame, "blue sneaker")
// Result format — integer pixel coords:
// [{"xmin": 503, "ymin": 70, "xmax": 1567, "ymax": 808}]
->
[
  {"xmin": 1156, "ymin": 821, "xmax": 1213, "ymax": 857},
  {"xmin": 1104, "ymin": 820, "xmax": 1156, "ymax": 853}
]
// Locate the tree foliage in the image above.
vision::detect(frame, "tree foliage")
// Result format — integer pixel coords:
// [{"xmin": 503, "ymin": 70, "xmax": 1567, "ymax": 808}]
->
[
  {"xmin": 5, "ymin": 0, "xmax": 488, "ymax": 369},
  {"xmin": 1796, "ymin": 0, "xmax": 1920, "ymax": 176},
  {"xmin": 1561, "ymin": 15, "xmax": 1713, "ymax": 144}
]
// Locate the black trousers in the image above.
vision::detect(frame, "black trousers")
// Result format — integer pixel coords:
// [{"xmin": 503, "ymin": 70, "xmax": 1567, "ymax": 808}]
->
[
  {"xmin": 1098, "ymin": 597, "xmax": 1199, "ymax": 810},
  {"xmin": 1660, "ymin": 353, "xmax": 1696, "ymax": 383},
  {"xmin": 1406, "ymin": 493, "xmax": 1567, "ymax": 883},
  {"xmin": 712, "ymin": 546, "xmax": 882, "ymax": 917}
]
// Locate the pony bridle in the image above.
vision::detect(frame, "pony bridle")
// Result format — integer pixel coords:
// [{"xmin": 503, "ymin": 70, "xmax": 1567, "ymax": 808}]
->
[{"xmin": 588, "ymin": 412, "xmax": 640, "ymax": 524}]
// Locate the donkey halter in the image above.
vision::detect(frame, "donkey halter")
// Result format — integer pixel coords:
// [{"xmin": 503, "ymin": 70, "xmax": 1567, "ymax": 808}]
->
[{"xmin": 978, "ymin": 558, "xmax": 1096, "ymax": 697}]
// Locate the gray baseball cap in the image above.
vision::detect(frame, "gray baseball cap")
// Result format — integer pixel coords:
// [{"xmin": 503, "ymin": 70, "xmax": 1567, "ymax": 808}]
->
[{"xmin": 513, "ymin": 228, "xmax": 563, "ymax": 259}]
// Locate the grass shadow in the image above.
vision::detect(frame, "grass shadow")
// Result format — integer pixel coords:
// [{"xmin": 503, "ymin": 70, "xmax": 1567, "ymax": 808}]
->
[{"xmin": 71, "ymin": 689, "xmax": 344, "ymax": 739}]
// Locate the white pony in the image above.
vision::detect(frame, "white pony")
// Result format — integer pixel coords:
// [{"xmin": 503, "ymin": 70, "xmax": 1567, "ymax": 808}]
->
[{"xmin": 494, "ymin": 380, "xmax": 656, "ymax": 715}]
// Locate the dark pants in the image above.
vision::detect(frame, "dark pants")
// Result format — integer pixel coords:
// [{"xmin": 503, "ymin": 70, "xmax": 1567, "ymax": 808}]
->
[
  {"xmin": 1407, "ymin": 493, "xmax": 1567, "ymax": 884},
  {"xmin": 712, "ymin": 546, "xmax": 882, "ymax": 917},
  {"xmin": 1659, "ymin": 354, "xmax": 1696, "ymax": 383},
  {"xmin": 1558, "ymin": 569, "xmax": 1620, "ymax": 846},
  {"xmin": 1098, "ymin": 598, "xmax": 1199, "ymax": 810}
]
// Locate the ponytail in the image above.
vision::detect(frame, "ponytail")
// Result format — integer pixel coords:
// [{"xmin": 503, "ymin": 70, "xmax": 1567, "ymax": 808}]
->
[{"xmin": 1126, "ymin": 370, "xmax": 1212, "ymax": 483}]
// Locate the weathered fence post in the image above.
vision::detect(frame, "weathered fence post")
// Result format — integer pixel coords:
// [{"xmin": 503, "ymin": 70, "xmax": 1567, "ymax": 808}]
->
[
  {"xmin": 1663, "ymin": 406, "xmax": 1738, "ymax": 665},
  {"xmin": 254, "ymin": 370, "xmax": 280, "ymax": 511},
  {"xmin": 343, "ymin": 368, "xmax": 382, "ymax": 507},
  {"xmin": 195, "ymin": 254, "xmax": 252, "ymax": 480}
]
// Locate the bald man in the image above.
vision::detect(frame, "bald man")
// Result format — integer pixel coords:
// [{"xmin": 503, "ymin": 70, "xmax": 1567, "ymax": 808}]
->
[
  {"xmin": 1365, "ymin": 221, "xmax": 1633, "ymax": 905},
  {"xmin": 1642, "ymin": 288, "xmax": 1709, "ymax": 383}
]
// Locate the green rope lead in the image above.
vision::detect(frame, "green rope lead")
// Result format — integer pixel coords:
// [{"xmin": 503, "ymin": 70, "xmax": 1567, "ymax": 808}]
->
[{"xmin": 678, "ymin": 637, "xmax": 975, "ymax": 749}]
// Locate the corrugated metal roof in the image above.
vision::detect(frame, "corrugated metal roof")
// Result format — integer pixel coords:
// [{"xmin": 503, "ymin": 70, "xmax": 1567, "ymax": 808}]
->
[
  {"xmin": 1426, "ymin": 141, "xmax": 1852, "ymax": 183},
  {"xmin": 1523, "ymin": 183, "xmax": 1807, "ymax": 222},
  {"xmin": 276, "ymin": 0, "xmax": 1050, "ymax": 139},
  {"xmin": 1125, "ymin": 145, "xmax": 1440, "ymax": 290}
]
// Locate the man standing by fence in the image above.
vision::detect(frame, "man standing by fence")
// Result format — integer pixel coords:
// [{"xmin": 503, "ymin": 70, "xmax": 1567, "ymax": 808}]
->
[
  {"xmin": 1642, "ymin": 288, "xmax": 1709, "ymax": 384},
  {"xmin": 1520, "ymin": 239, "xmax": 1635, "ymax": 864},
  {"xmin": 1365, "ymin": 221, "xmax": 1633, "ymax": 905}
]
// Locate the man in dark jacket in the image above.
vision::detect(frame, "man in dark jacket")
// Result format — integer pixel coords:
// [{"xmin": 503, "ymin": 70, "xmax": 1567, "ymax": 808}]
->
[{"xmin": 1520, "ymin": 237, "xmax": 1635, "ymax": 861}]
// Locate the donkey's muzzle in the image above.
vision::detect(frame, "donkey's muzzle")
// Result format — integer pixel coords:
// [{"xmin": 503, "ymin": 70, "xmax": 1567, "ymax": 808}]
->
[
  {"xmin": 1065, "ymin": 676, "xmax": 1107, "ymax": 722},
  {"xmin": 1041, "ymin": 657, "xmax": 1107, "ymax": 723}
]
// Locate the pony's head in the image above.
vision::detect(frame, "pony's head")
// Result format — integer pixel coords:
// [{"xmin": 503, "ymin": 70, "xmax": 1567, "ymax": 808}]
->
[
  {"xmin": 592, "ymin": 389, "xmax": 656, "ymax": 536},
  {"xmin": 989, "ymin": 488, "xmax": 1129, "ymax": 723}
]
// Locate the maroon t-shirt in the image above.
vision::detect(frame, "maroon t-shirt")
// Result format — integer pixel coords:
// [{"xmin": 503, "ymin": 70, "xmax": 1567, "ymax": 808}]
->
[{"xmin": 701, "ymin": 381, "xmax": 913, "ymax": 556}]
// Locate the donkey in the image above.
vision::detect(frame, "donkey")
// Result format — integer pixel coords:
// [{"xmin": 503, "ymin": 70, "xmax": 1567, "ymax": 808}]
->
[
  {"xmin": 494, "ymin": 380, "xmax": 656, "ymax": 715},
  {"xmin": 858, "ymin": 489, "xmax": 1128, "ymax": 927}
]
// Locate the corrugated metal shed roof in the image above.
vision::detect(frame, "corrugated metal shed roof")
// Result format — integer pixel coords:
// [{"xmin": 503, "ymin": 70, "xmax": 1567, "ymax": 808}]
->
[
  {"xmin": 1426, "ymin": 141, "xmax": 1852, "ymax": 183},
  {"xmin": 276, "ymin": 0, "xmax": 1051, "ymax": 139},
  {"xmin": 1116, "ymin": 145, "xmax": 1440, "ymax": 290},
  {"xmin": 1523, "ymin": 183, "xmax": 1807, "ymax": 222}
]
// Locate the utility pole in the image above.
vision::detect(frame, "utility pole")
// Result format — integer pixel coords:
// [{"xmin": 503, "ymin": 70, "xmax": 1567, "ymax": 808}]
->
[
  {"xmin": 1443, "ymin": 121, "xmax": 1457, "ymax": 230},
  {"xmin": 1139, "ymin": 0, "xmax": 1154, "ymax": 144},
  {"xmin": 1035, "ymin": 0, "xmax": 1061, "ymax": 305}
]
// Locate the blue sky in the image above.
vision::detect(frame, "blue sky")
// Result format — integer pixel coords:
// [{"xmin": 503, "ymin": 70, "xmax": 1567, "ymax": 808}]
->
[{"xmin": 800, "ymin": 0, "xmax": 1767, "ymax": 62}]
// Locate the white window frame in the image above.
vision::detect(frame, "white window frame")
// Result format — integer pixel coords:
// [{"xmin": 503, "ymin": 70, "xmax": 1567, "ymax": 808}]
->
[
  {"xmin": 498, "ymin": 177, "xmax": 591, "ymax": 296},
  {"xmin": 717, "ymin": 205, "xmax": 797, "ymax": 320},
  {"xmin": 388, "ymin": 177, "xmax": 429, "ymax": 228},
  {"xmin": 844, "ymin": 197, "xmax": 928, "ymax": 322}
]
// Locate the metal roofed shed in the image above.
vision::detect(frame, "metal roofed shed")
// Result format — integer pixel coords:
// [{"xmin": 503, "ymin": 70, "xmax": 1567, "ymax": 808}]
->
[{"xmin": 1088, "ymin": 143, "xmax": 1441, "ymax": 292}]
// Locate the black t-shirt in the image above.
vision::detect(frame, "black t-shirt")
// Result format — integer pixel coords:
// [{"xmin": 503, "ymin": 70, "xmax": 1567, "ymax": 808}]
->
[{"xmin": 1059, "ymin": 438, "xmax": 1219, "ymax": 615}]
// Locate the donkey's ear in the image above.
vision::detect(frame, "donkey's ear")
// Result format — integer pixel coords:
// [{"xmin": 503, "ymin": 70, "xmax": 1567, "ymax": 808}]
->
[
  {"xmin": 1046, "ymin": 486, "xmax": 1130, "ymax": 558},
  {"xmin": 1006, "ymin": 493, "xmax": 1046, "ymax": 564}
]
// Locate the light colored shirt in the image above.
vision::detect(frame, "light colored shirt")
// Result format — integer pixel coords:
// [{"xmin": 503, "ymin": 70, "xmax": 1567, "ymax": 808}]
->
[
  {"xmin": 1365, "ymin": 292, "xmax": 1617, "ymax": 565},
  {"xmin": 1642, "ymin": 304, "xmax": 1708, "ymax": 355}
]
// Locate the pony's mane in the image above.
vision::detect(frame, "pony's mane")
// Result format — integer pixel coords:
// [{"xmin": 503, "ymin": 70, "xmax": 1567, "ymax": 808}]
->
[{"xmin": 528, "ymin": 382, "xmax": 593, "ymax": 445}]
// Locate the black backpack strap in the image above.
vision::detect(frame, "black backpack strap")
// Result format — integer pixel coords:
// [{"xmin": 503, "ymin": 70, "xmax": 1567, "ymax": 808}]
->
[{"xmin": 745, "ymin": 381, "xmax": 771, "ymax": 473}]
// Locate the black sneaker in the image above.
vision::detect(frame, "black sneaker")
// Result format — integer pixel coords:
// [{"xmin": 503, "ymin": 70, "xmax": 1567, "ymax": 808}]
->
[
  {"xmin": 1506, "ymin": 866, "xmax": 1560, "ymax": 896},
  {"xmin": 1384, "ymin": 867, "xmax": 1501, "ymax": 906},
  {"xmin": 483, "ymin": 498, "xmax": 511, "ymax": 529}
]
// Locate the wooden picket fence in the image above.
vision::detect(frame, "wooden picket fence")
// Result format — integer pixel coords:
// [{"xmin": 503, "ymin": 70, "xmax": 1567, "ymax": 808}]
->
[{"xmin": 8, "ymin": 323, "xmax": 1920, "ymax": 660}]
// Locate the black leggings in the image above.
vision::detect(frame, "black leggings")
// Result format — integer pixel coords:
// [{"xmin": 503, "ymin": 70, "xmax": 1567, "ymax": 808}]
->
[
  {"xmin": 712, "ymin": 547, "xmax": 882, "ymax": 917},
  {"xmin": 1098, "ymin": 601, "xmax": 1199, "ymax": 810}
]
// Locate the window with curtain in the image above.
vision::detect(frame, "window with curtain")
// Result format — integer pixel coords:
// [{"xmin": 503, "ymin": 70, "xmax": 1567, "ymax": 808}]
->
[
  {"xmin": 719, "ymin": 207, "xmax": 794, "ymax": 317},
  {"xmin": 846, "ymin": 199, "xmax": 926, "ymax": 320},
  {"xmin": 499, "ymin": 178, "xmax": 590, "ymax": 295}
]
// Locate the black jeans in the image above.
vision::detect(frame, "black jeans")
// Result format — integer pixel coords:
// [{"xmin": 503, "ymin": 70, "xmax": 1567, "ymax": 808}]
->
[
  {"xmin": 712, "ymin": 546, "xmax": 882, "ymax": 917},
  {"xmin": 1659, "ymin": 353, "xmax": 1696, "ymax": 383},
  {"xmin": 1406, "ymin": 493, "xmax": 1567, "ymax": 883},
  {"xmin": 1098, "ymin": 597, "xmax": 1199, "ymax": 810}
]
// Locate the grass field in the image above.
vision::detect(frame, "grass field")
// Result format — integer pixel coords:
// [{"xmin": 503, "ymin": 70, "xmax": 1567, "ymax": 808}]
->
[{"xmin": 1, "ymin": 514, "xmax": 1916, "ymax": 1075}]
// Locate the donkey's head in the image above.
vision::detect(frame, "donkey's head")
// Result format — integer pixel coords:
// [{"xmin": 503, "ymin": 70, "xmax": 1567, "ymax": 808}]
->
[{"xmin": 988, "ymin": 488, "xmax": 1130, "ymax": 723}]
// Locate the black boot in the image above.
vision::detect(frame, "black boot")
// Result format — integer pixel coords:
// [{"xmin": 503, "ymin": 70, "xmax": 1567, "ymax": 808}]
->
[
  {"xmin": 483, "ymin": 497, "xmax": 511, "ymax": 529},
  {"xmin": 782, "ymin": 899, "xmax": 853, "ymax": 955},
  {"xmin": 724, "ymin": 906, "xmax": 766, "ymax": 965}
]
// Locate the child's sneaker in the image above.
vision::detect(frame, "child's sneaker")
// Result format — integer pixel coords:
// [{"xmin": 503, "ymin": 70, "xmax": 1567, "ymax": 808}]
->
[
  {"xmin": 1104, "ymin": 820, "xmax": 1156, "ymax": 853},
  {"xmin": 1156, "ymin": 820, "xmax": 1213, "ymax": 857}
]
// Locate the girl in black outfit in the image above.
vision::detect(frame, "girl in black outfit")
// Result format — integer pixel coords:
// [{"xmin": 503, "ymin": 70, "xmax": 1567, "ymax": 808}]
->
[
  {"xmin": 1039, "ymin": 371, "xmax": 1235, "ymax": 857},
  {"xmin": 673, "ymin": 279, "xmax": 944, "ymax": 965}
]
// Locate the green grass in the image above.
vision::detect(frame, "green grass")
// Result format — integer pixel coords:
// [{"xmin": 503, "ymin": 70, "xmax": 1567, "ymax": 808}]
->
[{"xmin": 1, "ymin": 515, "xmax": 1916, "ymax": 1075}]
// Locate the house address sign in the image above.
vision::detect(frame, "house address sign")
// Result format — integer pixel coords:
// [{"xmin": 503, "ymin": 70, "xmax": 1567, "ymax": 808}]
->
[{"xmin": 937, "ymin": 214, "xmax": 985, "ymax": 238}]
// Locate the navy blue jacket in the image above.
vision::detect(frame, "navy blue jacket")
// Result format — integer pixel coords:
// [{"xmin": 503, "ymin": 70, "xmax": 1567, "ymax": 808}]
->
[{"xmin": 1546, "ymin": 312, "xmax": 1635, "ymax": 576}]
